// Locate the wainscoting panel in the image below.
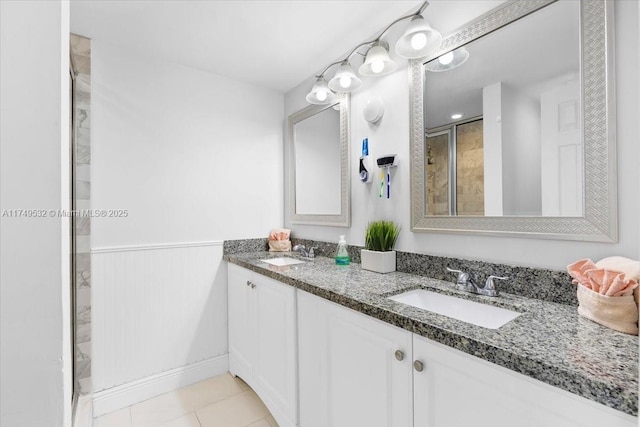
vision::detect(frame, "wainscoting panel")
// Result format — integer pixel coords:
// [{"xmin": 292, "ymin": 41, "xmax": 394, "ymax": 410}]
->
[{"xmin": 92, "ymin": 241, "xmax": 228, "ymax": 395}]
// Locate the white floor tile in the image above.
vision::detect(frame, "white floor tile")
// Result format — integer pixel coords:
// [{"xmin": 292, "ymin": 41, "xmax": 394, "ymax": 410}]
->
[
  {"xmin": 130, "ymin": 390, "xmax": 193, "ymax": 427},
  {"xmin": 177, "ymin": 373, "xmax": 244, "ymax": 409},
  {"xmin": 196, "ymin": 390, "xmax": 269, "ymax": 427},
  {"xmin": 265, "ymin": 415, "xmax": 279, "ymax": 427},
  {"xmin": 130, "ymin": 373, "xmax": 243, "ymax": 427},
  {"xmin": 246, "ymin": 419, "xmax": 271, "ymax": 427},
  {"xmin": 100, "ymin": 373, "xmax": 277, "ymax": 427},
  {"xmin": 232, "ymin": 375, "xmax": 250, "ymax": 391},
  {"xmin": 94, "ymin": 407, "xmax": 132, "ymax": 427},
  {"xmin": 158, "ymin": 412, "xmax": 201, "ymax": 427}
]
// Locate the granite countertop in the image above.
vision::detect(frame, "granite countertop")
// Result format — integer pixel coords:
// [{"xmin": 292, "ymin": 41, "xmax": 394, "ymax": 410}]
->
[{"xmin": 225, "ymin": 251, "xmax": 638, "ymax": 417}]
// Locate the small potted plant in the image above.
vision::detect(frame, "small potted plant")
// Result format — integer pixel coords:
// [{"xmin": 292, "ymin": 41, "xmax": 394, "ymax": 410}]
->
[{"xmin": 361, "ymin": 220, "xmax": 400, "ymax": 274}]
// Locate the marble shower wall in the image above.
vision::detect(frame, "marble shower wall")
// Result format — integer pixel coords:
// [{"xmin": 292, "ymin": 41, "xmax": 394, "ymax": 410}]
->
[
  {"xmin": 426, "ymin": 133, "xmax": 449, "ymax": 215},
  {"xmin": 426, "ymin": 119, "xmax": 485, "ymax": 216},
  {"xmin": 71, "ymin": 33, "xmax": 91, "ymax": 395},
  {"xmin": 455, "ymin": 120, "xmax": 484, "ymax": 216}
]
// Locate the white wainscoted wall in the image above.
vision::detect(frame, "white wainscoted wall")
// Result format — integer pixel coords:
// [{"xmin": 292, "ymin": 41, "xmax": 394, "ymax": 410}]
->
[
  {"xmin": 92, "ymin": 242, "xmax": 228, "ymax": 415},
  {"xmin": 90, "ymin": 39, "xmax": 284, "ymax": 415}
]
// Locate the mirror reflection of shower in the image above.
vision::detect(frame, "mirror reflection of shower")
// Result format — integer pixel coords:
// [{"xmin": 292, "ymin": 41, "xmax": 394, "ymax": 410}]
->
[
  {"xmin": 423, "ymin": 1, "xmax": 581, "ymax": 218},
  {"xmin": 426, "ymin": 118, "xmax": 484, "ymax": 216}
]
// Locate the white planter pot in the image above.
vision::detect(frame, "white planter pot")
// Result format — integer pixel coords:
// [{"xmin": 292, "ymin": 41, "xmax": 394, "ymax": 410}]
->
[{"xmin": 361, "ymin": 249, "xmax": 396, "ymax": 274}]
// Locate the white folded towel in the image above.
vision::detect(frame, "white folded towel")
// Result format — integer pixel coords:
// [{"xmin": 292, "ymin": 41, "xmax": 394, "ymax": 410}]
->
[
  {"xmin": 596, "ymin": 256, "xmax": 640, "ymax": 305},
  {"xmin": 595, "ymin": 256, "xmax": 640, "ymax": 281}
]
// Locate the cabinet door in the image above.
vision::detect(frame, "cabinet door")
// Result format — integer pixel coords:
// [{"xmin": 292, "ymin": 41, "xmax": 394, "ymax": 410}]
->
[
  {"xmin": 254, "ymin": 274, "xmax": 297, "ymax": 425},
  {"xmin": 413, "ymin": 334, "xmax": 636, "ymax": 427},
  {"xmin": 298, "ymin": 290, "xmax": 413, "ymax": 427},
  {"xmin": 227, "ymin": 264, "xmax": 256, "ymax": 378}
]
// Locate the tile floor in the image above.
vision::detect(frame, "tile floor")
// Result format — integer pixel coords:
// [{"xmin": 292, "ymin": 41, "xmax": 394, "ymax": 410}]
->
[{"xmin": 93, "ymin": 373, "xmax": 278, "ymax": 427}]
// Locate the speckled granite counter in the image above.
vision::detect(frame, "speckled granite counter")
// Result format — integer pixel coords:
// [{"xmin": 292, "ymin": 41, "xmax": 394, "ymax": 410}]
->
[{"xmin": 225, "ymin": 251, "xmax": 638, "ymax": 417}]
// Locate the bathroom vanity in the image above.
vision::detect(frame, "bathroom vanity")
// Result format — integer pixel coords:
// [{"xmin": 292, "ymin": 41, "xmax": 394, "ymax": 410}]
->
[{"xmin": 226, "ymin": 252, "xmax": 638, "ymax": 427}]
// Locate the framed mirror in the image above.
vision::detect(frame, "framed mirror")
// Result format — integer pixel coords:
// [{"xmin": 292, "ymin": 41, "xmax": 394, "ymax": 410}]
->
[
  {"xmin": 288, "ymin": 94, "xmax": 350, "ymax": 226},
  {"xmin": 409, "ymin": 0, "xmax": 616, "ymax": 241}
]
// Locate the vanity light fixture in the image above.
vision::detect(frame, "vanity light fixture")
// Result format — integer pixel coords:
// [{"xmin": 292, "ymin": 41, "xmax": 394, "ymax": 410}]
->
[
  {"xmin": 328, "ymin": 61, "xmax": 362, "ymax": 92},
  {"xmin": 395, "ymin": 15, "xmax": 442, "ymax": 59},
  {"xmin": 425, "ymin": 47, "xmax": 470, "ymax": 72},
  {"xmin": 305, "ymin": 77, "xmax": 337, "ymax": 105},
  {"xmin": 451, "ymin": 113, "xmax": 463, "ymax": 120},
  {"xmin": 306, "ymin": 1, "xmax": 440, "ymax": 104},
  {"xmin": 358, "ymin": 41, "xmax": 398, "ymax": 77}
]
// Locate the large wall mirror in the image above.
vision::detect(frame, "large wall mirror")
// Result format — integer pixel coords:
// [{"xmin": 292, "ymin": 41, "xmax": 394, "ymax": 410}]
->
[
  {"xmin": 409, "ymin": 0, "xmax": 616, "ymax": 241},
  {"xmin": 288, "ymin": 94, "xmax": 350, "ymax": 226}
]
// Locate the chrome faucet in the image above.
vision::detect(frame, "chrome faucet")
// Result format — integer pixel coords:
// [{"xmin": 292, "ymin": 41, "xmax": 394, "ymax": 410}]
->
[
  {"xmin": 446, "ymin": 267, "xmax": 508, "ymax": 297},
  {"xmin": 293, "ymin": 244, "xmax": 317, "ymax": 259}
]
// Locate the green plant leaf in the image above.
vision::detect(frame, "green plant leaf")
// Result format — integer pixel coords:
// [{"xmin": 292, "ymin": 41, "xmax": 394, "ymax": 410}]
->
[{"xmin": 364, "ymin": 220, "xmax": 399, "ymax": 251}]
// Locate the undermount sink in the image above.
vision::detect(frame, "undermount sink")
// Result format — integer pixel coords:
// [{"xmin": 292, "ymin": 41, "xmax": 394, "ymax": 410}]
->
[
  {"xmin": 388, "ymin": 289, "xmax": 521, "ymax": 329},
  {"xmin": 260, "ymin": 257, "xmax": 306, "ymax": 267}
]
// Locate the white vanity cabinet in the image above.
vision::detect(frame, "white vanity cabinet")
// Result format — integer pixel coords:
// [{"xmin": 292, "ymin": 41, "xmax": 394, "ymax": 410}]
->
[
  {"xmin": 227, "ymin": 264, "xmax": 297, "ymax": 427},
  {"xmin": 296, "ymin": 288, "xmax": 635, "ymax": 427},
  {"xmin": 412, "ymin": 335, "xmax": 636, "ymax": 427},
  {"xmin": 297, "ymin": 290, "xmax": 413, "ymax": 427}
]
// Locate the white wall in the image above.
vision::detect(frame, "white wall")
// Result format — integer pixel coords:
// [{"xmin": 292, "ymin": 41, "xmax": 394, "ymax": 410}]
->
[
  {"xmin": 501, "ymin": 85, "xmax": 541, "ymax": 216},
  {"xmin": 0, "ymin": 1, "xmax": 71, "ymax": 426},
  {"xmin": 91, "ymin": 40, "xmax": 284, "ymax": 248},
  {"xmin": 284, "ymin": 0, "xmax": 639, "ymax": 270},
  {"xmin": 90, "ymin": 40, "xmax": 284, "ymax": 402},
  {"xmin": 483, "ymin": 82, "xmax": 504, "ymax": 216}
]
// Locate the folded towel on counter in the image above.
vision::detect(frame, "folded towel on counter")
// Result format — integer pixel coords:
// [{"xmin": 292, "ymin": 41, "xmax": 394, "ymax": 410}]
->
[
  {"xmin": 567, "ymin": 259, "xmax": 597, "ymax": 288},
  {"xmin": 596, "ymin": 256, "xmax": 640, "ymax": 306},
  {"xmin": 268, "ymin": 228, "xmax": 291, "ymax": 252},
  {"xmin": 269, "ymin": 228, "xmax": 291, "ymax": 241},
  {"xmin": 595, "ymin": 256, "xmax": 640, "ymax": 281},
  {"xmin": 568, "ymin": 257, "xmax": 640, "ymax": 335},
  {"xmin": 576, "ymin": 284, "xmax": 639, "ymax": 335},
  {"xmin": 567, "ymin": 258, "xmax": 638, "ymax": 296},
  {"xmin": 269, "ymin": 240, "xmax": 291, "ymax": 252}
]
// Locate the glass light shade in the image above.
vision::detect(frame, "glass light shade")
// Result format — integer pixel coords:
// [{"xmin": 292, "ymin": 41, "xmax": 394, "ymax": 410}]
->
[
  {"xmin": 438, "ymin": 52, "xmax": 454, "ymax": 65},
  {"xmin": 358, "ymin": 42, "xmax": 398, "ymax": 77},
  {"xmin": 425, "ymin": 47, "xmax": 470, "ymax": 72},
  {"xmin": 305, "ymin": 78, "xmax": 336, "ymax": 105},
  {"xmin": 395, "ymin": 15, "xmax": 443, "ymax": 59},
  {"xmin": 328, "ymin": 61, "xmax": 362, "ymax": 92}
]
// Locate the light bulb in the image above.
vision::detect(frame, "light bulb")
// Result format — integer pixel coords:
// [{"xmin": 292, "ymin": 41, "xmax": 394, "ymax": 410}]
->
[
  {"xmin": 316, "ymin": 90, "xmax": 327, "ymax": 101},
  {"xmin": 410, "ymin": 33, "xmax": 427, "ymax": 50},
  {"xmin": 438, "ymin": 52, "xmax": 454, "ymax": 65},
  {"xmin": 371, "ymin": 61, "xmax": 384, "ymax": 74},
  {"xmin": 339, "ymin": 76, "xmax": 351, "ymax": 88}
]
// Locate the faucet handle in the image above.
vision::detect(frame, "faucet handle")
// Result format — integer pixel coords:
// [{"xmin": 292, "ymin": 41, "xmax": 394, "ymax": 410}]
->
[
  {"xmin": 485, "ymin": 275, "xmax": 508, "ymax": 291},
  {"xmin": 308, "ymin": 247, "xmax": 318, "ymax": 258},
  {"xmin": 446, "ymin": 267, "xmax": 469, "ymax": 285}
]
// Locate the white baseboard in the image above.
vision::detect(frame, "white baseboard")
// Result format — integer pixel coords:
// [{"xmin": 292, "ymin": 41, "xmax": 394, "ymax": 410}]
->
[{"xmin": 92, "ymin": 354, "xmax": 229, "ymax": 417}]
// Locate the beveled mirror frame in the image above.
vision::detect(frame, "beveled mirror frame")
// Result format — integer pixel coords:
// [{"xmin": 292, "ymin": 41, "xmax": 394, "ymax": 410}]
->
[
  {"xmin": 409, "ymin": 0, "xmax": 617, "ymax": 242},
  {"xmin": 288, "ymin": 93, "xmax": 350, "ymax": 227}
]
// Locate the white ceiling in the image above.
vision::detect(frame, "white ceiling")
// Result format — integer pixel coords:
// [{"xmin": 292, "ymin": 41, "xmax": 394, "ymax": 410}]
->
[
  {"xmin": 70, "ymin": 0, "xmax": 506, "ymax": 93},
  {"xmin": 70, "ymin": 0, "xmax": 419, "ymax": 92}
]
